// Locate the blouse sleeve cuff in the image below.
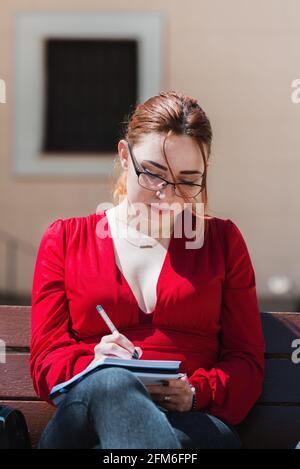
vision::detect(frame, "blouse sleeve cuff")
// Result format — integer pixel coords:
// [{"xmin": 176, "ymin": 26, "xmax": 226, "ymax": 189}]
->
[{"xmin": 188, "ymin": 376, "xmax": 212, "ymax": 411}]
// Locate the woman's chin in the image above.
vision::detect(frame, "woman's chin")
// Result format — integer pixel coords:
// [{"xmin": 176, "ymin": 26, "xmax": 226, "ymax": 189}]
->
[{"xmin": 148, "ymin": 203, "xmax": 171, "ymax": 213}]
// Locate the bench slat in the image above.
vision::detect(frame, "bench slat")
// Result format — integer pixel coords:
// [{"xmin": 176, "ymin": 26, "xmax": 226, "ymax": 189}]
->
[
  {"xmin": 0, "ymin": 399, "xmax": 299, "ymax": 449},
  {"xmin": 237, "ymin": 404, "xmax": 300, "ymax": 449},
  {"xmin": 1, "ymin": 306, "xmax": 300, "ymax": 354},
  {"xmin": 261, "ymin": 312, "xmax": 300, "ymax": 354},
  {"xmin": 0, "ymin": 305, "xmax": 300, "ymax": 354},
  {"xmin": 1, "ymin": 353, "xmax": 300, "ymax": 403},
  {"xmin": 0, "ymin": 354, "xmax": 35, "ymax": 397},
  {"xmin": 0, "ymin": 306, "xmax": 31, "ymax": 347},
  {"xmin": 261, "ymin": 358, "xmax": 300, "ymax": 403}
]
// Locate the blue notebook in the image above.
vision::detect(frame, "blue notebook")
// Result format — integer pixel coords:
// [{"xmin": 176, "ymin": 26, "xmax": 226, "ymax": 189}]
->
[{"xmin": 49, "ymin": 357, "xmax": 182, "ymax": 405}]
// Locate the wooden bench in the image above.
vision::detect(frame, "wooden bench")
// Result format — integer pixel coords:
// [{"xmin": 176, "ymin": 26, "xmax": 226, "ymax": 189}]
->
[{"xmin": 0, "ymin": 305, "xmax": 299, "ymax": 449}]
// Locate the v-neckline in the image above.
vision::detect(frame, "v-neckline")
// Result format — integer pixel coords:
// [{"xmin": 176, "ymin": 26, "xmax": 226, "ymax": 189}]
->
[{"xmin": 104, "ymin": 208, "xmax": 176, "ymax": 317}]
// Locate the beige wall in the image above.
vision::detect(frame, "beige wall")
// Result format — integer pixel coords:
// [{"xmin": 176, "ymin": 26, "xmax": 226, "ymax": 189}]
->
[{"xmin": 0, "ymin": 0, "xmax": 299, "ymax": 300}]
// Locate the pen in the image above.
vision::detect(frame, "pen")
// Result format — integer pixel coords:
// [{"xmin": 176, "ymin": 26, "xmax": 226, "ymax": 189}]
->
[{"xmin": 96, "ymin": 305, "xmax": 140, "ymax": 359}]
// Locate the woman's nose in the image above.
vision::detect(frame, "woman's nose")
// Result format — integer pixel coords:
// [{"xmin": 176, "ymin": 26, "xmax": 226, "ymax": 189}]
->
[{"xmin": 156, "ymin": 182, "xmax": 173, "ymax": 197}]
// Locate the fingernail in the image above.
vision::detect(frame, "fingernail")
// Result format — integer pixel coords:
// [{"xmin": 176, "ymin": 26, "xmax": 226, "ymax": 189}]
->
[{"xmin": 131, "ymin": 349, "xmax": 139, "ymax": 359}]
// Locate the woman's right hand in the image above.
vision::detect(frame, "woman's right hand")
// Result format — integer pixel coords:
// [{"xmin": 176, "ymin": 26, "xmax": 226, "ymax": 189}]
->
[{"xmin": 92, "ymin": 330, "xmax": 143, "ymax": 362}]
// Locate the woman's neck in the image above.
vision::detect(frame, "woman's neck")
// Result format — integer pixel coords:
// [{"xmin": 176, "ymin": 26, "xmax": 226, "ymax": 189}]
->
[{"xmin": 114, "ymin": 197, "xmax": 175, "ymax": 241}]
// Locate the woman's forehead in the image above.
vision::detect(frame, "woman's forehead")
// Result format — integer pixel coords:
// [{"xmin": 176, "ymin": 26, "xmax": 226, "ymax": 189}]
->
[{"xmin": 134, "ymin": 132, "xmax": 206, "ymax": 171}]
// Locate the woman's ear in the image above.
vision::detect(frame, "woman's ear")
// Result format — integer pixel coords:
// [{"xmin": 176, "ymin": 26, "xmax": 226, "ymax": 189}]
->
[{"xmin": 118, "ymin": 139, "xmax": 129, "ymax": 170}]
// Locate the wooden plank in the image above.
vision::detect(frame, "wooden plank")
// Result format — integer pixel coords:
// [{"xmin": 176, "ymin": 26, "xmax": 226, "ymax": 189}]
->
[
  {"xmin": 2, "ymin": 352, "xmax": 300, "ymax": 402},
  {"xmin": 1, "ymin": 399, "xmax": 299, "ymax": 449},
  {"xmin": 1, "ymin": 351, "xmax": 300, "ymax": 402},
  {"xmin": 261, "ymin": 312, "xmax": 300, "ymax": 354},
  {"xmin": 0, "ymin": 305, "xmax": 31, "ymax": 347},
  {"xmin": 0, "ymin": 354, "xmax": 35, "ymax": 397},
  {"xmin": 259, "ymin": 359, "xmax": 300, "ymax": 403},
  {"xmin": 0, "ymin": 400, "xmax": 55, "ymax": 449},
  {"xmin": 0, "ymin": 307, "xmax": 299, "ymax": 353},
  {"xmin": 236, "ymin": 404, "xmax": 300, "ymax": 449}
]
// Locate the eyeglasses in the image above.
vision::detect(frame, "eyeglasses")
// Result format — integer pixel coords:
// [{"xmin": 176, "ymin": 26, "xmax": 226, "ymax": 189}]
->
[{"xmin": 126, "ymin": 141, "xmax": 205, "ymax": 199}]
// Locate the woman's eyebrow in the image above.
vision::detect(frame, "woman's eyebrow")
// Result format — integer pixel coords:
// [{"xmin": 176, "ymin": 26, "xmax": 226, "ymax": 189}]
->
[{"xmin": 143, "ymin": 159, "xmax": 203, "ymax": 175}]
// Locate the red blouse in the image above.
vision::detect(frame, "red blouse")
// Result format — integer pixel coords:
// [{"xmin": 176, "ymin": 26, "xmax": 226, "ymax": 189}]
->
[{"xmin": 30, "ymin": 209, "xmax": 265, "ymax": 425}]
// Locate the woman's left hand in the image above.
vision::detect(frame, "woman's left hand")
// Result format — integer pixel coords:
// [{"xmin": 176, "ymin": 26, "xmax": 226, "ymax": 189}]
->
[{"xmin": 145, "ymin": 374, "xmax": 194, "ymax": 412}]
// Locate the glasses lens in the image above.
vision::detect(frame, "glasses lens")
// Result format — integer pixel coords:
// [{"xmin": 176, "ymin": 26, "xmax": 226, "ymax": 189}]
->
[
  {"xmin": 138, "ymin": 173, "xmax": 204, "ymax": 198},
  {"xmin": 139, "ymin": 173, "xmax": 167, "ymax": 191},
  {"xmin": 174, "ymin": 184, "xmax": 203, "ymax": 198}
]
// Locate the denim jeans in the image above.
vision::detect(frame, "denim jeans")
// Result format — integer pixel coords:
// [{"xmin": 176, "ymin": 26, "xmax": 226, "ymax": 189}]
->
[{"xmin": 37, "ymin": 367, "xmax": 241, "ymax": 449}]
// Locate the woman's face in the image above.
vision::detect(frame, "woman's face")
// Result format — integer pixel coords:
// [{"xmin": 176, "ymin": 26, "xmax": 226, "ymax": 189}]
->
[{"xmin": 117, "ymin": 132, "xmax": 207, "ymax": 218}]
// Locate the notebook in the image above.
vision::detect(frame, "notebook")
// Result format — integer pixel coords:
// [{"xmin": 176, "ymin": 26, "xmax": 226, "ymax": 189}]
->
[{"xmin": 49, "ymin": 357, "xmax": 182, "ymax": 405}]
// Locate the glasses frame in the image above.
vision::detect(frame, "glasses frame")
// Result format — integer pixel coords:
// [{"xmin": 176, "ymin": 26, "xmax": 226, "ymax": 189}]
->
[{"xmin": 126, "ymin": 141, "xmax": 206, "ymax": 198}]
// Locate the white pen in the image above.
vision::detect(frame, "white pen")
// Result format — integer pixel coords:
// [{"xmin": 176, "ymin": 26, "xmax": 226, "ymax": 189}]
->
[{"xmin": 96, "ymin": 305, "xmax": 140, "ymax": 359}]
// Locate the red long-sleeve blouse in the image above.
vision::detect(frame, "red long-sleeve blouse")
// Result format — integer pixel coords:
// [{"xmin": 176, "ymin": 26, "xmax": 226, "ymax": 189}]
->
[{"xmin": 30, "ymin": 209, "xmax": 265, "ymax": 425}]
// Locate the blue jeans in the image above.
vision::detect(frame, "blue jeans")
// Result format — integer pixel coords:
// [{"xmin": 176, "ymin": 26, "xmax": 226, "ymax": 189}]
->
[{"xmin": 37, "ymin": 367, "xmax": 241, "ymax": 449}]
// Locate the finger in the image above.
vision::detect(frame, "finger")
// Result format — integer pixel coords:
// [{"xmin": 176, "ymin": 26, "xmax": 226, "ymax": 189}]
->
[
  {"xmin": 102, "ymin": 331, "xmax": 136, "ymax": 355},
  {"xmin": 113, "ymin": 331, "xmax": 137, "ymax": 353},
  {"xmin": 145, "ymin": 386, "xmax": 179, "ymax": 396},
  {"xmin": 135, "ymin": 346, "xmax": 143, "ymax": 358},
  {"xmin": 153, "ymin": 396, "xmax": 181, "ymax": 411},
  {"xmin": 101, "ymin": 342, "xmax": 133, "ymax": 359},
  {"xmin": 160, "ymin": 379, "xmax": 187, "ymax": 389}
]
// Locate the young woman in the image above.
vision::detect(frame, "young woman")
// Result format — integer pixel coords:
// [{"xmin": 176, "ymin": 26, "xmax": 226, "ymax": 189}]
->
[{"xmin": 30, "ymin": 90, "xmax": 265, "ymax": 449}]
